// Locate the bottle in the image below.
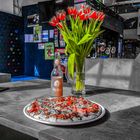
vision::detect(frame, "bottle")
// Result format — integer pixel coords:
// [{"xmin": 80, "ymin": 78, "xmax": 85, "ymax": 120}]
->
[{"xmin": 51, "ymin": 52, "xmax": 63, "ymax": 97}]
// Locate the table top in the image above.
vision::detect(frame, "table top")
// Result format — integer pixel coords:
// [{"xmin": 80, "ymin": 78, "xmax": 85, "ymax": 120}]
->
[{"xmin": 0, "ymin": 79, "xmax": 140, "ymax": 140}]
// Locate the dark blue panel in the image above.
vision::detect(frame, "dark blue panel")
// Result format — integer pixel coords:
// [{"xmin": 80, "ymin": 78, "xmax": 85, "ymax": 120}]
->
[
  {"xmin": 35, "ymin": 49, "xmax": 53, "ymax": 79},
  {"xmin": 0, "ymin": 11, "xmax": 24, "ymax": 76},
  {"xmin": 22, "ymin": 4, "xmax": 54, "ymax": 79},
  {"xmin": 24, "ymin": 43, "xmax": 36, "ymax": 76}
]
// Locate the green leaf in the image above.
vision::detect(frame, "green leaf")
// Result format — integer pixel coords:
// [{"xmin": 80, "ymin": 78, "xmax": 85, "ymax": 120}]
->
[
  {"xmin": 68, "ymin": 37, "xmax": 78, "ymax": 45},
  {"xmin": 77, "ymin": 34, "xmax": 92, "ymax": 45},
  {"xmin": 83, "ymin": 30, "xmax": 105, "ymax": 57},
  {"xmin": 65, "ymin": 44, "xmax": 73, "ymax": 55},
  {"xmin": 67, "ymin": 38, "xmax": 81, "ymax": 55},
  {"xmin": 68, "ymin": 53, "xmax": 75, "ymax": 79},
  {"xmin": 95, "ymin": 21, "xmax": 103, "ymax": 32},
  {"xmin": 92, "ymin": 18, "xmax": 100, "ymax": 33},
  {"xmin": 60, "ymin": 31, "xmax": 69, "ymax": 43},
  {"xmin": 92, "ymin": 30, "xmax": 105, "ymax": 39}
]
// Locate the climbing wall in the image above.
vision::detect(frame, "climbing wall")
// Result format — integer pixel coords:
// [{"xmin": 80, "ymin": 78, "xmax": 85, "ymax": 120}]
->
[{"xmin": 0, "ymin": 11, "xmax": 24, "ymax": 76}]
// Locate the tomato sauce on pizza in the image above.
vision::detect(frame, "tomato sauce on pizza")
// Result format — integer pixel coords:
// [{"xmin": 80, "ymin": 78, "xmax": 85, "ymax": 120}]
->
[{"xmin": 27, "ymin": 96, "xmax": 102, "ymax": 123}]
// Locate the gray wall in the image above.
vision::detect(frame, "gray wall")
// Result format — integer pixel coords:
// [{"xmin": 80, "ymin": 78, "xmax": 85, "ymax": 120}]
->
[
  {"xmin": 104, "ymin": 0, "xmax": 115, "ymax": 6},
  {"xmin": 21, "ymin": 0, "xmax": 50, "ymax": 6},
  {"xmin": 85, "ymin": 57, "xmax": 140, "ymax": 92},
  {"xmin": 0, "ymin": 0, "xmax": 13, "ymax": 14}
]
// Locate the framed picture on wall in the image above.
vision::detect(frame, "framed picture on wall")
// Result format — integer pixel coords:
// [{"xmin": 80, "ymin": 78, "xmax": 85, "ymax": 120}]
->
[
  {"xmin": 44, "ymin": 42, "xmax": 54, "ymax": 60},
  {"xmin": 33, "ymin": 25, "xmax": 42, "ymax": 42},
  {"xmin": 49, "ymin": 30, "xmax": 54, "ymax": 39},
  {"xmin": 55, "ymin": 48, "xmax": 65, "ymax": 54},
  {"xmin": 54, "ymin": 28, "xmax": 59, "ymax": 47},
  {"xmin": 38, "ymin": 43, "xmax": 45, "ymax": 50},
  {"xmin": 24, "ymin": 34, "xmax": 34, "ymax": 43},
  {"xmin": 27, "ymin": 14, "xmax": 39, "ymax": 27},
  {"xmin": 59, "ymin": 33, "xmax": 65, "ymax": 47},
  {"xmin": 42, "ymin": 30, "xmax": 49, "ymax": 42}
]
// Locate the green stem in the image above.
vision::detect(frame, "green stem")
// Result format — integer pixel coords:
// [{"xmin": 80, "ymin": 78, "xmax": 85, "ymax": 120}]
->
[
  {"xmin": 75, "ymin": 73, "xmax": 84, "ymax": 91},
  {"xmin": 75, "ymin": 56, "xmax": 85, "ymax": 92}
]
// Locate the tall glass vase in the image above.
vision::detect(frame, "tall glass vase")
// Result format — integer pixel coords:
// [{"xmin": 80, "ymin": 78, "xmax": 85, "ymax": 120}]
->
[
  {"xmin": 65, "ymin": 56, "xmax": 86, "ymax": 95},
  {"xmin": 71, "ymin": 56, "xmax": 85, "ymax": 95}
]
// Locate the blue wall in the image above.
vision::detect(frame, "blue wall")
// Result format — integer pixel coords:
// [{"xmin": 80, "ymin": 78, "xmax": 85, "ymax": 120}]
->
[{"xmin": 22, "ymin": 5, "xmax": 53, "ymax": 79}]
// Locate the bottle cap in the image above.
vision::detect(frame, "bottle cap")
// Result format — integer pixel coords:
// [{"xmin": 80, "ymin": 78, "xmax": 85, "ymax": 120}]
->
[{"xmin": 54, "ymin": 59, "xmax": 60, "ymax": 66}]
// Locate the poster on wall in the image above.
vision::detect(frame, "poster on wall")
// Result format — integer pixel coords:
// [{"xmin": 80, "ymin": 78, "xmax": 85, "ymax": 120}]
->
[
  {"xmin": 33, "ymin": 25, "xmax": 42, "ymax": 42},
  {"xmin": 27, "ymin": 14, "xmax": 39, "ymax": 27},
  {"xmin": 54, "ymin": 28, "xmax": 59, "ymax": 47},
  {"xmin": 49, "ymin": 30, "xmax": 54, "ymax": 39},
  {"xmin": 42, "ymin": 30, "xmax": 49, "ymax": 42},
  {"xmin": 25, "ymin": 34, "xmax": 34, "ymax": 43},
  {"xmin": 59, "ymin": 33, "xmax": 65, "ymax": 47},
  {"xmin": 55, "ymin": 48, "xmax": 65, "ymax": 54},
  {"xmin": 38, "ymin": 43, "xmax": 45, "ymax": 50},
  {"xmin": 45, "ymin": 42, "xmax": 54, "ymax": 60}
]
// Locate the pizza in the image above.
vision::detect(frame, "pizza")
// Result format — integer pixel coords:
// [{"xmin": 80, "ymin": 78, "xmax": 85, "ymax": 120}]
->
[{"xmin": 26, "ymin": 96, "xmax": 102, "ymax": 123}]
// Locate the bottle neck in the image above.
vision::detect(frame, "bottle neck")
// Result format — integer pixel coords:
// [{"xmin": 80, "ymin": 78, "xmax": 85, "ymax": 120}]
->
[
  {"xmin": 54, "ymin": 59, "xmax": 61, "ymax": 69},
  {"xmin": 54, "ymin": 64, "xmax": 60, "ymax": 69}
]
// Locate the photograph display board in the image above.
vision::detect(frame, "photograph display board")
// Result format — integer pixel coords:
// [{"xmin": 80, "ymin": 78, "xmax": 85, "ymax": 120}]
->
[
  {"xmin": 45, "ymin": 42, "xmax": 54, "ymax": 60},
  {"xmin": 38, "ymin": 43, "xmax": 45, "ymax": 50},
  {"xmin": 27, "ymin": 14, "xmax": 39, "ymax": 27},
  {"xmin": 33, "ymin": 25, "xmax": 42, "ymax": 42},
  {"xmin": 42, "ymin": 30, "xmax": 49, "ymax": 42},
  {"xmin": 54, "ymin": 29, "xmax": 59, "ymax": 47}
]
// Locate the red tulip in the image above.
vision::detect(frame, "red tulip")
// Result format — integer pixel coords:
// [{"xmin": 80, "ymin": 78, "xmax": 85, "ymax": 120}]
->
[
  {"xmin": 98, "ymin": 12, "xmax": 105, "ymax": 21},
  {"xmin": 80, "ymin": 4, "xmax": 85, "ymax": 9},
  {"xmin": 84, "ymin": 6, "xmax": 91, "ymax": 14},
  {"xmin": 73, "ymin": 15, "xmax": 77, "ymax": 19},
  {"xmin": 72, "ymin": 8, "xmax": 77, "ymax": 15},
  {"xmin": 49, "ymin": 21, "xmax": 57, "ymax": 26},
  {"xmin": 49, "ymin": 16, "xmax": 59, "ymax": 27},
  {"xmin": 58, "ymin": 22, "xmax": 63, "ymax": 29},
  {"xmin": 67, "ymin": 7, "xmax": 77, "ymax": 15},
  {"xmin": 56, "ymin": 11, "xmax": 66, "ymax": 21},
  {"xmin": 85, "ymin": 15, "xmax": 89, "ymax": 20},
  {"xmin": 67, "ymin": 7, "xmax": 72, "ymax": 15},
  {"xmin": 52, "ymin": 16, "xmax": 59, "ymax": 23},
  {"xmin": 99, "ymin": 14, "xmax": 105, "ymax": 21},
  {"xmin": 89, "ymin": 11, "xmax": 98, "ymax": 20},
  {"xmin": 79, "ymin": 13, "xmax": 86, "ymax": 20},
  {"xmin": 77, "ymin": 10, "xmax": 83, "ymax": 16}
]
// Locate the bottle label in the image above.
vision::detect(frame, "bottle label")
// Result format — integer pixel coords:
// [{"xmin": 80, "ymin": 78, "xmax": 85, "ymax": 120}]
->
[{"xmin": 52, "ymin": 76, "xmax": 63, "ymax": 97}]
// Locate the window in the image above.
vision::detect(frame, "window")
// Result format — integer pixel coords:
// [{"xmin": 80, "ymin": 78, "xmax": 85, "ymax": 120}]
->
[
  {"xmin": 112, "ymin": 4, "xmax": 138, "ymax": 14},
  {"xmin": 116, "ymin": 0, "xmax": 133, "ymax": 2},
  {"xmin": 117, "ymin": 5, "xmax": 138, "ymax": 14},
  {"xmin": 124, "ymin": 17, "xmax": 138, "ymax": 29}
]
